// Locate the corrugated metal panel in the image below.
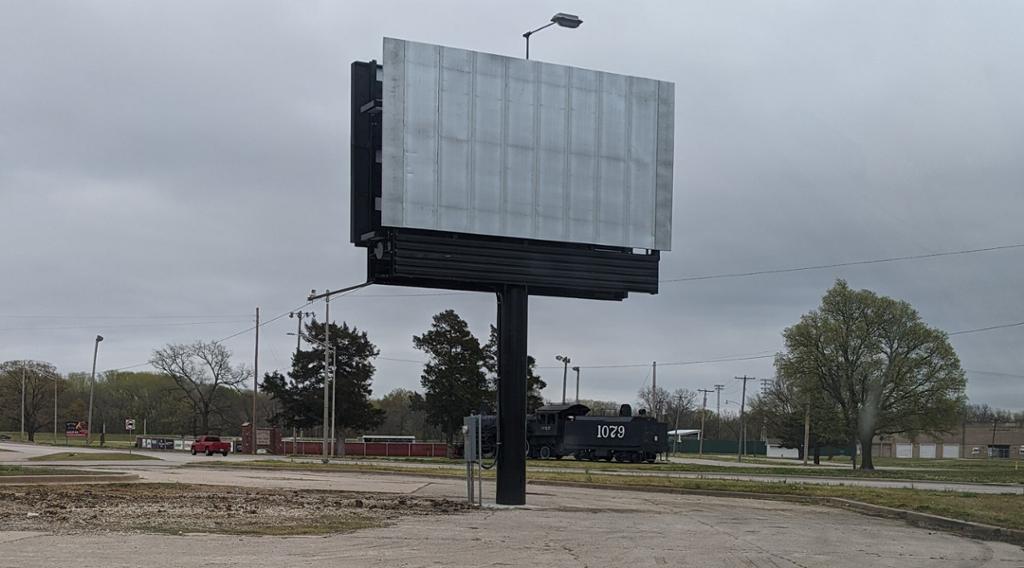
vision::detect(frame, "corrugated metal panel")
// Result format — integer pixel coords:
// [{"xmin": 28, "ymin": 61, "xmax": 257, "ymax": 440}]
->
[
  {"xmin": 383, "ymin": 37, "xmax": 674, "ymax": 251},
  {"xmin": 368, "ymin": 228, "xmax": 659, "ymax": 300}
]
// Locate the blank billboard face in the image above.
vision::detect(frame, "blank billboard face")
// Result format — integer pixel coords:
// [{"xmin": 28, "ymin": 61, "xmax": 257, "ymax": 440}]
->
[{"xmin": 382, "ymin": 38, "xmax": 674, "ymax": 251}]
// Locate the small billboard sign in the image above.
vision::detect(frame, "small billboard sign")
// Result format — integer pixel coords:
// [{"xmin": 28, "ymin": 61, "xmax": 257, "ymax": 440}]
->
[
  {"xmin": 125, "ymin": 419, "xmax": 136, "ymax": 432},
  {"xmin": 65, "ymin": 421, "xmax": 88, "ymax": 437}
]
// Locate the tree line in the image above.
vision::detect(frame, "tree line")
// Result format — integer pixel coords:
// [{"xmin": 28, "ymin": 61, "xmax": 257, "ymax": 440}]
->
[{"xmin": 2, "ymin": 282, "xmax": 1012, "ymax": 462}]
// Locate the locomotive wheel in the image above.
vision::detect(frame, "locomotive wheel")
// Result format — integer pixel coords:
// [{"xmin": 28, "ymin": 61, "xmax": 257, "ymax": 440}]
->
[
  {"xmin": 604, "ymin": 453, "xmax": 613, "ymax": 462},
  {"xmin": 540, "ymin": 446, "xmax": 551, "ymax": 459}
]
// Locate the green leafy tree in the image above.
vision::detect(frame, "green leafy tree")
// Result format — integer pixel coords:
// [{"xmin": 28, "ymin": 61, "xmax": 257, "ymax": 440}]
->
[
  {"xmin": 752, "ymin": 374, "xmax": 847, "ymax": 463},
  {"xmin": 262, "ymin": 321, "xmax": 384, "ymax": 434},
  {"xmin": 776, "ymin": 280, "xmax": 966, "ymax": 470},
  {"xmin": 483, "ymin": 325, "xmax": 547, "ymax": 413},
  {"xmin": 413, "ymin": 310, "xmax": 490, "ymax": 443},
  {"xmin": 371, "ymin": 388, "xmax": 442, "ymax": 440},
  {"xmin": 0, "ymin": 360, "xmax": 59, "ymax": 441}
]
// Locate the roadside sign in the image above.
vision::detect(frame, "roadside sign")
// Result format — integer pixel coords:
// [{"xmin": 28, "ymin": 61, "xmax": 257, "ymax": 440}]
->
[
  {"xmin": 125, "ymin": 419, "xmax": 136, "ymax": 431},
  {"xmin": 65, "ymin": 421, "xmax": 88, "ymax": 437}
]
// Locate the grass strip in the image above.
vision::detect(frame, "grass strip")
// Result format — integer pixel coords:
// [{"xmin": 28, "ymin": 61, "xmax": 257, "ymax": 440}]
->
[
  {"xmin": 28, "ymin": 452, "xmax": 158, "ymax": 462},
  {"xmin": 190, "ymin": 460, "xmax": 1024, "ymax": 532}
]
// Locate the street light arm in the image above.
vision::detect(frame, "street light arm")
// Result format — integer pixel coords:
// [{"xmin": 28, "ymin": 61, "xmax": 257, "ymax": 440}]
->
[{"xmin": 523, "ymin": 21, "xmax": 555, "ymax": 39}]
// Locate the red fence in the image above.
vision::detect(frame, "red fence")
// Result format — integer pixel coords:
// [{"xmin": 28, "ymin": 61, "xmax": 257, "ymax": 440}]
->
[{"xmin": 278, "ymin": 439, "xmax": 448, "ymax": 458}]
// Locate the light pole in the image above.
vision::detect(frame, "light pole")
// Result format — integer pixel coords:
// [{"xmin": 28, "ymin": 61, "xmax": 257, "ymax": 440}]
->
[
  {"xmin": 20, "ymin": 364, "xmax": 25, "ymax": 442},
  {"xmin": 523, "ymin": 12, "xmax": 582, "ymax": 60},
  {"xmin": 571, "ymin": 366, "xmax": 580, "ymax": 402},
  {"xmin": 87, "ymin": 335, "xmax": 103, "ymax": 446},
  {"xmin": 555, "ymin": 355, "xmax": 571, "ymax": 404}
]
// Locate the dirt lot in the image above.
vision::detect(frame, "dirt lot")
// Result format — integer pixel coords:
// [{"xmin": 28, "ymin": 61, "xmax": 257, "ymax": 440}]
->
[{"xmin": 0, "ymin": 483, "xmax": 468, "ymax": 536}]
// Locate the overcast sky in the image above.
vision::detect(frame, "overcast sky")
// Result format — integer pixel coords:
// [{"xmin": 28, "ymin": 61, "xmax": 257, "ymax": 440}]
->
[{"xmin": 2, "ymin": 1, "xmax": 1023, "ymax": 412}]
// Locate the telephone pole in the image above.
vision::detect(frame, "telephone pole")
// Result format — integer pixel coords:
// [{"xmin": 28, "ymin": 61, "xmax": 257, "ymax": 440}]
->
[
  {"xmin": 714, "ymin": 384, "xmax": 725, "ymax": 439},
  {"xmin": 251, "ymin": 307, "xmax": 259, "ymax": 454},
  {"xmin": 697, "ymin": 388, "xmax": 713, "ymax": 457},
  {"xmin": 651, "ymin": 361, "xmax": 657, "ymax": 420},
  {"xmin": 735, "ymin": 376, "xmax": 754, "ymax": 462},
  {"xmin": 803, "ymin": 401, "xmax": 811, "ymax": 465}
]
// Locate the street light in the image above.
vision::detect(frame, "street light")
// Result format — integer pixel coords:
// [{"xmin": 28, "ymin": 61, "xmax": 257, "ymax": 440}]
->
[
  {"xmin": 523, "ymin": 12, "xmax": 583, "ymax": 60},
  {"xmin": 87, "ymin": 335, "xmax": 103, "ymax": 446},
  {"xmin": 555, "ymin": 355, "xmax": 571, "ymax": 404},
  {"xmin": 571, "ymin": 366, "xmax": 580, "ymax": 402}
]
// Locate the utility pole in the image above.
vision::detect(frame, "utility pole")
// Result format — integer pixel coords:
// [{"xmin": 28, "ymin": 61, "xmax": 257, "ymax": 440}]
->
[
  {"xmin": 20, "ymin": 364, "xmax": 26, "ymax": 442},
  {"xmin": 87, "ymin": 335, "xmax": 103, "ymax": 446},
  {"xmin": 697, "ymin": 389, "xmax": 713, "ymax": 457},
  {"xmin": 306, "ymin": 283, "xmax": 371, "ymax": 461},
  {"xmin": 572, "ymin": 366, "xmax": 580, "ymax": 402},
  {"xmin": 735, "ymin": 376, "xmax": 754, "ymax": 462},
  {"xmin": 556, "ymin": 355, "xmax": 570, "ymax": 404},
  {"xmin": 652, "ymin": 361, "xmax": 657, "ymax": 420},
  {"xmin": 324, "ymin": 290, "xmax": 331, "ymax": 461},
  {"xmin": 252, "ymin": 307, "xmax": 260, "ymax": 454},
  {"xmin": 714, "ymin": 384, "xmax": 725, "ymax": 439},
  {"xmin": 289, "ymin": 311, "xmax": 313, "ymax": 352},
  {"xmin": 53, "ymin": 372, "xmax": 58, "ymax": 442},
  {"xmin": 759, "ymin": 378, "xmax": 772, "ymax": 442},
  {"xmin": 802, "ymin": 401, "xmax": 811, "ymax": 465}
]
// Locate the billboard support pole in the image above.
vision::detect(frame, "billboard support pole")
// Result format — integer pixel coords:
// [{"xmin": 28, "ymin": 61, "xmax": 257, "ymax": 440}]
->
[{"xmin": 496, "ymin": 284, "xmax": 528, "ymax": 506}]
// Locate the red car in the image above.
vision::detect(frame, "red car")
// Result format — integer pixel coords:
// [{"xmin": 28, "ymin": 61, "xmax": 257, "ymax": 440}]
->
[{"xmin": 191, "ymin": 435, "xmax": 231, "ymax": 456}]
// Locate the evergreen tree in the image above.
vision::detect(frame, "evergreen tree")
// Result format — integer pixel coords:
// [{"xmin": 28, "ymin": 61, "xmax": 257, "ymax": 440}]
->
[
  {"xmin": 262, "ymin": 320, "xmax": 383, "ymax": 433},
  {"xmin": 413, "ymin": 310, "xmax": 490, "ymax": 443},
  {"xmin": 483, "ymin": 325, "xmax": 548, "ymax": 413}
]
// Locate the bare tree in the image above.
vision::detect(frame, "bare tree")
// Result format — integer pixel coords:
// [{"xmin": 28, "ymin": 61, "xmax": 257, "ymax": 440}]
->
[
  {"xmin": 150, "ymin": 341, "xmax": 249, "ymax": 436},
  {"xmin": 637, "ymin": 385, "xmax": 670, "ymax": 419}
]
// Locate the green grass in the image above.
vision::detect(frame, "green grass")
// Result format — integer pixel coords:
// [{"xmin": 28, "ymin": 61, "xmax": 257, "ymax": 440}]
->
[
  {"xmin": 0, "ymin": 431, "xmax": 174, "ymax": 449},
  {"xmin": 28, "ymin": 451, "xmax": 158, "ymax": 462},
  {"xmin": 322, "ymin": 453, "xmax": 1024, "ymax": 485},
  {"xmin": 189, "ymin": 459, "xmax": 1024, "ymax": 532},
  {"xmin": 0, "ymin": 465, "xmax": 90, "ymax": 476}
]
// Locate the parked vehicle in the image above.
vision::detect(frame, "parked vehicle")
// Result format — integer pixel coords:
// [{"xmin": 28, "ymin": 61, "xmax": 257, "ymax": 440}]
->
[{"xmin": 191, "ymin": 435, "xmax": 231, "ymax": 456}]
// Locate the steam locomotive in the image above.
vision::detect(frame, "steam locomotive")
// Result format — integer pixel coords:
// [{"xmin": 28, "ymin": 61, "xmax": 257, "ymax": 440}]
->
[
  {"xmin": 472, "ymin": 403, "xmax": 668, "ymax": 463},
  {"xmin": 528, "ymin": 403, "xmax": 668, "ymax": 463}
]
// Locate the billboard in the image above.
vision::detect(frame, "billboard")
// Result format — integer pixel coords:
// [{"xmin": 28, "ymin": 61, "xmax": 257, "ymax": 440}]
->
[
  {"xmin": 65, "ymin": 421, "xmax": 88, "ymax": 437},
  {"xmin": 382, "ymin": 38, "xmax": 674, "ymax": 251}
]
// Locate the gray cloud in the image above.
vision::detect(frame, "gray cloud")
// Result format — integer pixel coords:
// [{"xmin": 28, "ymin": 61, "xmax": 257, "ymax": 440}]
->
[{"xmin": 2, "ymin": 1, "xmax": 1022, "ymax": 410}]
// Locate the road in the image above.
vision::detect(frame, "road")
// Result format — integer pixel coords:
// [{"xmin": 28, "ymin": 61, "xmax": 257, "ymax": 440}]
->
[
  {"xmin": 1, "ymin": 461, "xmax": 1022, "ymax": 567},
  {"xmin": 3, "ymin": 442, "xmax": 1022, "ymax": 495}
]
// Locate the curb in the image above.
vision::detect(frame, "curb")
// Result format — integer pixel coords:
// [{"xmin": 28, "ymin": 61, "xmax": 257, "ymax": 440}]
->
[
  {"xmin": 527, "ymin": 479, "xmax": 1024, "ymax": 546},
  {"xmin": 0, "ymin": 473, "xmax": 139, "ymax": 485}
]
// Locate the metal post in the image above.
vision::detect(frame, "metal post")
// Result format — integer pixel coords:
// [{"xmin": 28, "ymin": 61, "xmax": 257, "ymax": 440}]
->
[
  {"xmin": 252, "ymin": 306, "xmax": 259, "ymax": 454},
  {"xmin": 496, "ymin": 285, "xmax": 528, "ymax": 505},
  {"xmin": 87, "ymin": 335, "xmax": 102, "ymax": 446}
]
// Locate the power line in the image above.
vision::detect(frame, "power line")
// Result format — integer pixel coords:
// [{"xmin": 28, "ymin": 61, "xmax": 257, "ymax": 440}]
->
[
  {"xmin": 0, "ymin": 319, "xmax": 251, "ymax": 333},
  {"xmin": 949, "ymin": 320, "xmax": 1024, "ymax": 336},
  {"xmin": 660, "ymin": 242, "xmax": 1024, "ymax": 284},
  {"xmin": 965, "ymin": 369, "xmax": 1024, "ymax": 379}
]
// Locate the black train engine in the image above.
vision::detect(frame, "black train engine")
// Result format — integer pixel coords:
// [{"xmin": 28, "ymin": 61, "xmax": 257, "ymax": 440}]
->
[{"xmin": 527, "ymin": 403, "xmax": 668, "ymax": 463}]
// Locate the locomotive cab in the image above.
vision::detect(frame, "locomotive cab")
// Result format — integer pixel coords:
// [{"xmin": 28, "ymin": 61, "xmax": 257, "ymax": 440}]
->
[{"xmin": 527, "ymin": 403, "xmax": 590, "ymax": 459}]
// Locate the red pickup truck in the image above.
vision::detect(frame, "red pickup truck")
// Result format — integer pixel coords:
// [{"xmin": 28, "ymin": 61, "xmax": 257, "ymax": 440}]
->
[{"xmin": 191, "ymin": 435, "xmax": 231, "ymax": 456}]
